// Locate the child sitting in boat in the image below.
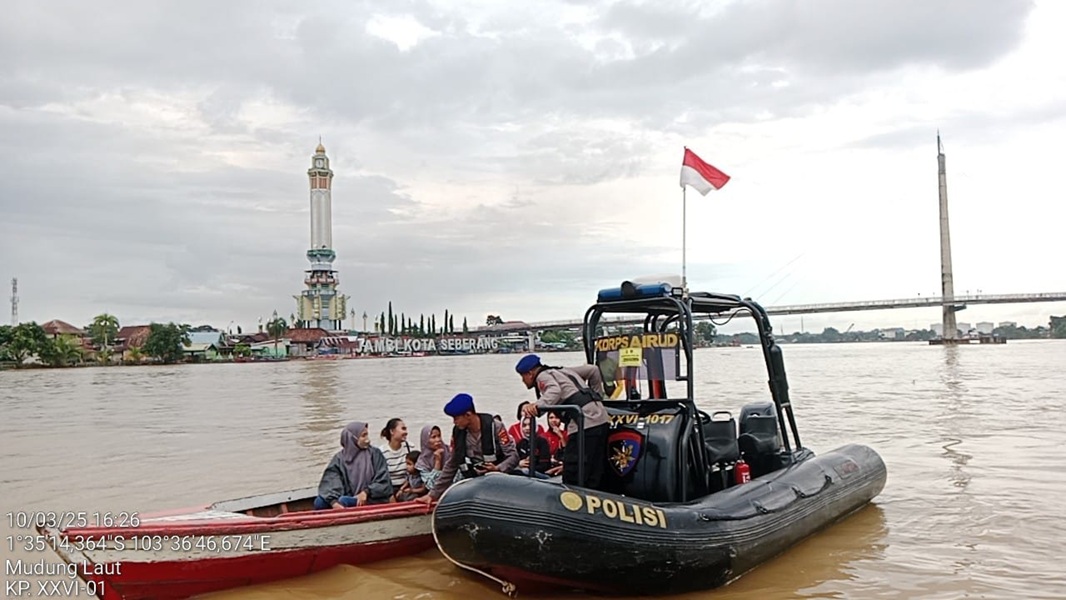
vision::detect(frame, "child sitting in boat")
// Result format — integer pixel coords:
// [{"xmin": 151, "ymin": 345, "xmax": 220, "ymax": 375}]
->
[
  {"xmin": 314, "ymin": 421, "xmax": 393, "ymax": 509},
  {"xmin": 396, "ymin": 451, "xmax": 428, "ymax": 501}
]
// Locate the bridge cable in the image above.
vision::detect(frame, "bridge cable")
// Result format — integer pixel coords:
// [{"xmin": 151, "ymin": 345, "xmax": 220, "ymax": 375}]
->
[{"xmin": 743, "ymin": 253, "xmax": 805, "ymax": 298}]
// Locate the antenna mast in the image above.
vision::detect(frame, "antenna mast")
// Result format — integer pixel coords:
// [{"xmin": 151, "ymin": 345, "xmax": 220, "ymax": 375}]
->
[{"xmin": 10, "ymin": 278, "xmax": 17, "ymax": 326}]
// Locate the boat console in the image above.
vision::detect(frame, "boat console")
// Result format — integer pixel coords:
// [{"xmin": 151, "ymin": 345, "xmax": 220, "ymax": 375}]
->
[{"xmin": 603, "ymin": 403, "xmax": 690, "ymax": 502}]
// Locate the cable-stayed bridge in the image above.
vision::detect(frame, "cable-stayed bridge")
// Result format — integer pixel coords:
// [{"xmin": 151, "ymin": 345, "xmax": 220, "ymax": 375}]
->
[
  {"xmin": 759, "ymin": 292, "xmax": 1066, "ymax": 316},
  {"xmin": 488, "ymin": 292, "xmax": 1066, "ymax": 333}
]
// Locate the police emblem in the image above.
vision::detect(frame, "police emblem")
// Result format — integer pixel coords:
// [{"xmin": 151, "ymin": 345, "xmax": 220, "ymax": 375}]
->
[{"xmin": 607, "ymin": 429, "xmax": 643, "ymax": 477}]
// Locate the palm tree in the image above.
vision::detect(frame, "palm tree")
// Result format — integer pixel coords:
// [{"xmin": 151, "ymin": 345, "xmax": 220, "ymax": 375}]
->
[
  {"xmin": 125, "ymin": 347, "xmax": 144, "ymax": 365},
  {"xmin": 53, "ymin": 335, "xmax": 84, "ymax": 366},
  {"xmin": 266, "ymin": 310, "xmax": 287, "ymax": 358},
  {"xmin": 95, "ymin": 347, "xmax": 113, "ymax": 366},
  {"xmin": 41, "ymin": 334, "xmax": 84, "ymax": 367},
  {"xmin": 89, "ymin": 313, "xmax": 120, "ymax": 353}
]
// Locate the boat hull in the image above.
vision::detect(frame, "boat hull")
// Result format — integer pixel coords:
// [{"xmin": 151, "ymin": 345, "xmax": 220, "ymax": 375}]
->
[
  {"xmin": 39, "ymin": 491, "xmax": 434, "ymax": 600},
  {"xmin": 433, "ymin": 443, "xmax": 886, "ymax": 595}
]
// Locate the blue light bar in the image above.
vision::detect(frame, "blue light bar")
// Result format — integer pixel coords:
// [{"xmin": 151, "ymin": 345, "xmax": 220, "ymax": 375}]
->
[{"xmin": 597, "ymin": 282, "xmax": 672, "ymax": 302}]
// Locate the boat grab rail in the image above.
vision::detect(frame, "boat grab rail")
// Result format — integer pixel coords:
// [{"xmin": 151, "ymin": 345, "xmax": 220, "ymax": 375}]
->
[{"xmin": 531, "ymin": 404, "xmax": 585, "ymax": 487}]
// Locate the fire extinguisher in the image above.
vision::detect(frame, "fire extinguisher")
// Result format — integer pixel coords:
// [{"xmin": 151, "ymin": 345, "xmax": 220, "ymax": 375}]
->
[{"xmin": 734, "ymin": 459, "xmax": 751, "ymax": 485}]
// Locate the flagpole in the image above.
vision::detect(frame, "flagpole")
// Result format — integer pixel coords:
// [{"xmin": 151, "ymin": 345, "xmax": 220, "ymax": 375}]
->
[{"xmin": 682, "ymin": 184, "xmax": 687, "ymax": 293}]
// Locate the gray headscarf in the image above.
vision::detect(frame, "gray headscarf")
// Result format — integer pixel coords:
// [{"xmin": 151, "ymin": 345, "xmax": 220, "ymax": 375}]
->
[
  {"xmin": 415, "ymin": 424, "xmax": 450, "ymax": 473},
  {"xmin": 341, "ymin": 421, "xmax": 374, "ymax": 493}
]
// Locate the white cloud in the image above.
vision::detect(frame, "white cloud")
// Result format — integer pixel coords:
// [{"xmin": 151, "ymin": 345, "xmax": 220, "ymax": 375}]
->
[{"xmin": 366, "ymin": 14, "xmax": 441, "ymax": 52}]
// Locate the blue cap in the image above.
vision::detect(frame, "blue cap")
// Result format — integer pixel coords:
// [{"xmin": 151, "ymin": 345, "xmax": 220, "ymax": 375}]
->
[
  {"xmin": 444, "ymin": 393, "xmax": 475, "ymax": 416},
  {"xmin": 515, "ymin": 354, "xmax": 542, "ymax": 374}
]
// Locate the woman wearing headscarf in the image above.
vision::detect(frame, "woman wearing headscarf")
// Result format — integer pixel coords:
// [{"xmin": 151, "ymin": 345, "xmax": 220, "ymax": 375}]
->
[
  {"xmin": 510, "ymin": 401, "xmax": 553, "ymax": 475},
  {"xmin": 415, "ymin": 425, "xmax": 450, "ymax": 490},
  {"xmin": 314, "ymin": 421, "xmax": 393, "ymax": 509}
]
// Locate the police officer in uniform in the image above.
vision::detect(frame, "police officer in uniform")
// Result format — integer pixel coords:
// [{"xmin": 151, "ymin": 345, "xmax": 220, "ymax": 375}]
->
[
  {"xmin": 416, "ymin": 393, "xmax": 519, "ymax": 503},
  {"xmin": 516, "ymin": 354, "xmax": 609, "ymax": 489}
]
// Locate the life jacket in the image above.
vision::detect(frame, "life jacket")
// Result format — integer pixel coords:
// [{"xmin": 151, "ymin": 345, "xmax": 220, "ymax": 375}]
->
[
  {"xmin": 452, "ymin": 413, "xmax": 504, "ymax": 476},
  {"xmin": 517, "ymin": 435, "xmax": 553, "ymax": 473}
]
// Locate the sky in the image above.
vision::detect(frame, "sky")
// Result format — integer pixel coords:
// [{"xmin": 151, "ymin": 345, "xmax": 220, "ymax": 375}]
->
[{"xmin": 2, "ymin": 0, "xmax": 1065, "ymax": 335}]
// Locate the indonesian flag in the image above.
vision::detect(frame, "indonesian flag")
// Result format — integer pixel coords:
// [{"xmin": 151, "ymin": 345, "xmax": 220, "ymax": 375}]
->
[{"xmin": 679, "ymin": 148, "xmax": 730, "ymax": 195}]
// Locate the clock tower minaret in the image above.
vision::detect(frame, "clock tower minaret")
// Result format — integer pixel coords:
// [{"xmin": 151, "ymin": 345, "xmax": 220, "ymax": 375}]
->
[{"xmin": 294, "ymin": 141, "xmax": 348, "ymax": 330}]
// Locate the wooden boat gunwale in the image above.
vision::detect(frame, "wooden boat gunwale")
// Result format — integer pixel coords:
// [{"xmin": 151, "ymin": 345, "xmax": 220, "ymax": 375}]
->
[{"xmin": 36, "ymin": 485, "xmax": 436, "ymax": 600}]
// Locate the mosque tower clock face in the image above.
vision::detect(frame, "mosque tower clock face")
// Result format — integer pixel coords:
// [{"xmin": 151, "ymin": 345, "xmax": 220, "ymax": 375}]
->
[{"xmin": 308, "ymin": 143, "xmax": 332, "ymax": 251}]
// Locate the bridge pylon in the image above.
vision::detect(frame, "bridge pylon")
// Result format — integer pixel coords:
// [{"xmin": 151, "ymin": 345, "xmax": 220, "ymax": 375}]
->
[{"xmin": 937, "ymin": 133, "xmax": 960, "ymax": 341}]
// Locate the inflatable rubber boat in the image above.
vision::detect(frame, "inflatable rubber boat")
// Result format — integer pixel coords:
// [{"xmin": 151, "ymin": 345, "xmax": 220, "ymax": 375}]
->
[{"xmin": 432, "ymin": 280, "xmax": 887, "ymax": 595}]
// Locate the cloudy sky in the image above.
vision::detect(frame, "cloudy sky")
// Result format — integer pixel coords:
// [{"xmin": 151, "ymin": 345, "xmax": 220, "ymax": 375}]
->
[{"xmin": 2, "ymin": 0, "xmax": 1064, "ymax": 334}]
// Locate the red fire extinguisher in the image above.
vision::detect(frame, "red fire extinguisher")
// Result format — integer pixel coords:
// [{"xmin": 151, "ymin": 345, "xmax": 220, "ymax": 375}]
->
[{"xmin": 734, "ymin": 459, "xmax": 751, "ymax": 485}]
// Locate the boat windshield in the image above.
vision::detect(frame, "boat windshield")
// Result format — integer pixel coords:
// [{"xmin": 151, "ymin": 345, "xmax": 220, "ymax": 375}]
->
[{"xmin": 592, "ymin": 332, "xmax": 680, "ymax": 401}]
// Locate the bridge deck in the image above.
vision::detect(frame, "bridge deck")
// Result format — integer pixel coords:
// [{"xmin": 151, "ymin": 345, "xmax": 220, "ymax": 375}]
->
[{"xmin": 484, "ymin": 292, "xmax": 1066, "ymax": 332}]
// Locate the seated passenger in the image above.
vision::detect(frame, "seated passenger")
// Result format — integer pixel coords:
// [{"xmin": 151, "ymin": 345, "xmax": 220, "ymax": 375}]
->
[
  {"xmin": 507, "ymin": 404, "xmax": 545, "ymax": 442},
  {"xmin": 378, "ymin": 418, "xmax": 413, "ymax": 501},
  {"xmin": 511, "ymin": 401, "xmax": 553, "ymax": 475},
  {"xmin": 415, "ymin": 425, "xmax": 449, "ymax": 490},
  {"xmin": 396, "ymin": 451, "xmax": 428, "ymax": 501},
  {"xmin": 314, "ymin": 421, "xmax": 392, "ymax": 509},
  {"xmin": 543, "ymin": 410, "xmax": 568, "ymax": 477}
]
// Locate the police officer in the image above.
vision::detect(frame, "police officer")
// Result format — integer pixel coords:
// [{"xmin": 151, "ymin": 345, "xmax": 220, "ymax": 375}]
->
[
  {"xmin": 516, "ymin": 354, "xmax": 609, "ymax": 489},
  {"xmin": 416, "ymin": 393, "xmax": 519, "ymax": 503}
]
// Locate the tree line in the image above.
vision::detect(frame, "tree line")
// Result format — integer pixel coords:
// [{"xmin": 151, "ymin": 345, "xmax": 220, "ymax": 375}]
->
[
  {"xmin": 8, "ymin": 311, "xmax": 1060, "ymax": 368},
  {"xmin": 373, "ymin": 302, "xmax": 488, "ymax": 337},
  {"xmin": 0, "ymin": 314, "xmax": 193, "ymax": 367}
]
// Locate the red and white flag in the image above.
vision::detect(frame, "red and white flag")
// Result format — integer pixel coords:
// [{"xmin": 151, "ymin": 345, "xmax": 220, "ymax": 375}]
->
[{"xmin": 679, "ymin": 148, "xmax": 730, "ymax": 195}]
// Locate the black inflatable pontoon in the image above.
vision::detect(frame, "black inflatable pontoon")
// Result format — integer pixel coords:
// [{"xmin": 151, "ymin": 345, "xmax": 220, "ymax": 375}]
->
[{"xmin": 432, "ymin": 281, "xmax": 887, "ymax": 595}]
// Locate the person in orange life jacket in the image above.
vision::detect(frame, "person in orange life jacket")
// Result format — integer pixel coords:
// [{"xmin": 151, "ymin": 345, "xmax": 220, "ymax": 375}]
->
[
  {"xmin": 517, "ymin": 354, "xmax": 609, "ymax": 489},
  {"xmin": 415, "ymin": 393, "xmax": 520, "ymax": 504}
]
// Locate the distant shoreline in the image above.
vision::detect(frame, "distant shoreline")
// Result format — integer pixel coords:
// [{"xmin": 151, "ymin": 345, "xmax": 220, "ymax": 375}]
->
[{"xmin": 5, "ymin": 339, "xmax": 1065, "ymax": 372}]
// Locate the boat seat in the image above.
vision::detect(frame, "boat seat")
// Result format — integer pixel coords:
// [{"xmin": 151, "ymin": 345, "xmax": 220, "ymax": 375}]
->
[
  {"xmin": 702, "ymin": 411, "xmax": 739, "ymax": 493},
  {"xmin": 702, "ymin": 411, "xmax": 740, "ymax": 464},
  {"xmin": 739, "ymin": 415, "xmax": 780, "ymax": 454},
  {"xmin": 739, "ymin": 401, "xmax": 785, "ymax": 478}
]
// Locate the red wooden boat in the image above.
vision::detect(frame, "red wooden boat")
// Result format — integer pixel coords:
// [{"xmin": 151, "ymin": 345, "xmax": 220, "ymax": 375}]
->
[{"xmin": 36, "ymin": 487, "xmax": 435, "ymax": 600}]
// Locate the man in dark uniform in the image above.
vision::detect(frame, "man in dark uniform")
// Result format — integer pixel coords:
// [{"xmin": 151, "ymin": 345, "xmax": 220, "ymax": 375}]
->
[
  {"xmin": 416, "ymin": 393, "xmax": 520, "ymax": 503},
  {"xmin": 516, "ymin": 354, "xmax": 609, "ymax": 489}
]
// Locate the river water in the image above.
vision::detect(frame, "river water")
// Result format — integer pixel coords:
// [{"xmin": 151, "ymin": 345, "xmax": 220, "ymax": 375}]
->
[{"xmin": 2, "ymin": 341, "xmax": 1064, "ymax": 599}]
